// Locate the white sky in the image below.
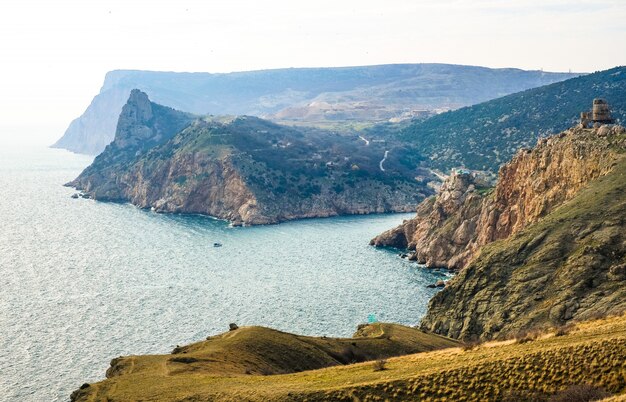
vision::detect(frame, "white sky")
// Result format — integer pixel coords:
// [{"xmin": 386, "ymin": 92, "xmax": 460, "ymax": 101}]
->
[{"xmin": 0, "ymin": 0, "xmax": 625, "ymax": 147}]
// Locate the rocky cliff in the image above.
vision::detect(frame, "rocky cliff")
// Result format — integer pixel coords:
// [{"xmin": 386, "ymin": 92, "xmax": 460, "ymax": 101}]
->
[
  {"xmin": 69, "ymin": 91, "xmax": 432, "ymax": 225},
  {"xmin": 414, "ymin": 125, "xmax": 626, "ymax": 340},
  {"xmin": 67, "ymin": 90, "xmax": 195, "ymax": 199},
  {"xmin": 372, "ymin": 125, "xmax": 626, "ymax": 270}
]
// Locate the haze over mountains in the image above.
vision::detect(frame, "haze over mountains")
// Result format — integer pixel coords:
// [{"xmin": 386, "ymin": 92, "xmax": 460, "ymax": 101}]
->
[{"xmin": 53, "ymin": 64, "xmax": 578, "ymax": 155}]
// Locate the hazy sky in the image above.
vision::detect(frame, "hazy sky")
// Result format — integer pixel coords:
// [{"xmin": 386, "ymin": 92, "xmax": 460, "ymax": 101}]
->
[{"xmin": 1, "ymin": 0, "xmax": 625, "ymax": 146}]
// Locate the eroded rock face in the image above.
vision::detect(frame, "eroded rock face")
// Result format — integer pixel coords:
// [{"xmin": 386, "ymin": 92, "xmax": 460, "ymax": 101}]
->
[
  {"xmin": 417, "ymin": 126, "xmax": 626, "ymax": 341},
  {"xmin": 371, "ymin": 172, "xmax": 482, "ymax": 269},
  {"xmin": 372, "ymin": 126, "xmax": 626, "ymax": 270},
  {"xmin": 123, "ymin": 153, "xmax": 263, "ymax": 223}
]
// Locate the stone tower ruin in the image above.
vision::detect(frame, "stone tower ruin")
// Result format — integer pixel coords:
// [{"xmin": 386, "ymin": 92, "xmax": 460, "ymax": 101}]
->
[{"xmin": 580, "ymin": 98, "xmax": 615, "ymax": 128}]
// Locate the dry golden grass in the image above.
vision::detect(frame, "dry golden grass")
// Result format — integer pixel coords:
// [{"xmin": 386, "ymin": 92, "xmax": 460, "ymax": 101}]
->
[{"xmin": 71, "ymin": 314, "xmax": 626, "ymax": 401}]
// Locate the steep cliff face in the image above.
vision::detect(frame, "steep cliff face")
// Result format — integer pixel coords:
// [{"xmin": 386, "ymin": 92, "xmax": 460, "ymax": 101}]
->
[
  {"xmin": 117, "ymin": 152, "xmax": 262, "ymax": 223},
  {"xmin": 418, "ymin": 126, "xmax": 626, "ymax": 340},
  {"xmin": 70, "ymin": 91, "xmax": 432, "ymax": 225},
  {"xmin": 67, "ymin": 90, "xmax": 195, "ymax": 200},
  {"xmin": 372, "ymin": 126, "xmax": 626, "ymax": 270}
]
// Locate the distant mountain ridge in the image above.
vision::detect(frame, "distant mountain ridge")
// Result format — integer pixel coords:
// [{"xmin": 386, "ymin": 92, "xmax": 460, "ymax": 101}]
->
[
  {"xmin": 400, "ymin": 66, "xmax": 626, "ymax": 172},
  {"xmin": 53, "ymin": 64, "xmax": 578, "ymax": 155}
]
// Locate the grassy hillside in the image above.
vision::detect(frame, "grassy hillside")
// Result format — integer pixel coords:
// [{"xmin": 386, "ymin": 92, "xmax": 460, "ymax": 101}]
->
[
  {"xmin": 71, "ymin": 315, "xmax": 626, "ymax": 401},
  {"xmin": 401, "ymin": 66, "xmax": 626, "ymax": 171}
]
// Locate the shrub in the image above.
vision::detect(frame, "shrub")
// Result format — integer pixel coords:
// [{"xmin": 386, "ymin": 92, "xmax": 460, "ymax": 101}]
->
[
  {"xmin": 515, "ymin": 329, "xmax": 541, "ymax": 344},
  {"xmin": 548, "ymin": 384, "xmax": 610, "ymax": 402},
  {"xmin": 373, "ymin": 359, "xmax": 388, "ymax": 372},
  {"xmin": 330, "ymin": 347, "xmax": 368, "ymax": 364},
  {"xmin": 462, "ymin": 339, "xmax": 481, "ymax": 351},
  {"xmin": 554, "ymin": 323, "xmax": 576, "ymax": 337},
  {"xmin": 169, "ymin": 356, "xmax": 199, "ymax": 364}
]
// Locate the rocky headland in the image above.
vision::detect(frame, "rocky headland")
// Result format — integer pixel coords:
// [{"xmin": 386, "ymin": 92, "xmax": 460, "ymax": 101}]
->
[
  {"xmin": 68, "ymin": 90, "xmax": 433, "ymax": 225},
  {"xmin": 54, "ymin": 65, "xmax": 578, "ymax": 155}
]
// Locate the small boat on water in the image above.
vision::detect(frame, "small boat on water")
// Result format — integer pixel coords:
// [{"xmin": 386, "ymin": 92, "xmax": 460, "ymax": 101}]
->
[{"xmin": 213, "ymin": 243, "xmax": 222, "ymax": 247}]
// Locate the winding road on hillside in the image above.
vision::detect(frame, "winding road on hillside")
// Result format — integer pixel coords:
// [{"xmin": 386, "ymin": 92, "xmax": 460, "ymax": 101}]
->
[{"xmin": 379, "ymin": 150, "xmax": 389, "ymax": 172}]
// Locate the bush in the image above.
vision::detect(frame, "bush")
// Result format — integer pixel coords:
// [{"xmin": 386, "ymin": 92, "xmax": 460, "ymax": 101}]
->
[
  {"xmin": 169, "ymin": 357, "xmax": 199, "ymax": 364},
  {"xmin": 330, "ymin": 347, "xmax": 368, "ymax": 364},
  {"xmin": 515, "ymin": 329, "xmax": 541, "ymax": 344},
  {"xmin": 462, "ymin": 339, "xmax": 481, "ymax": 351},
  {"xmin": 554, "ymin": 323, "xmax": 576, "ymax": 337},
  {"xmin": 373, "ymin": 359, "xmax": 387, "ymax": 372},
  {"xmin": 548, "ymin": 384, "xmax": 610, "ymax": 402}
]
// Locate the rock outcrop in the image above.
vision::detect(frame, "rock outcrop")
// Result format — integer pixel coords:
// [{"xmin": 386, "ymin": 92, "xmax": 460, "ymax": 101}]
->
[
  {"xmin": 372, "ymin": 125, "xmax": 626, "ymax": 270},
  {"xmin": 69, "ymin": 91, "xmax": 432, "ymax": 225},
  {"xmin": 67, "ymin": 90, "xmax": 195, "ymax": 200},
  {"xmin": 417, "ymin": 126, "xmax": 626, "ymax": 340}
]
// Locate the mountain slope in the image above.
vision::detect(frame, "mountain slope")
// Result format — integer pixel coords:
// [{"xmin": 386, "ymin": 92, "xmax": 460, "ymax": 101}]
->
[
  {"xmin": 68, "ymin": 91, "xmax": 433, "ymax": 225},
  {"xmin": 418, "ymin": 126, "xmax": 626, "ymax": 340},
  {"xmin": 53, "ymin": 64, "xmax": 577, "ymax": 154},
  {"xmin": 401, "ymin": 66, "xmax": 626, "ymax": 171},
  {"xmin": 71, "ymin": 315, "xmax": 626, "ymax": 402}
]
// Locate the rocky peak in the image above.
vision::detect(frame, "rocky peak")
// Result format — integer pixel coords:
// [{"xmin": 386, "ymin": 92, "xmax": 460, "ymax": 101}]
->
[
  {"xmin": 114, "ymin": 89, "xmax": 155, "ymax": 149},
  {"xmin": 434, "ymin": 171, "xmax": 475, "ymax": 217},
  {"xmin": 126, "ymin": 89, "xmax": 153, "ymax": 122}
]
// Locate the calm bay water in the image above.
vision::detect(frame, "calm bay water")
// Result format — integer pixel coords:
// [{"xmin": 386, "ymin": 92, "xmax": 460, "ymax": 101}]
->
[{"xmin": 0, "ymin": 146, "xmax": 449, "ymax": 402}]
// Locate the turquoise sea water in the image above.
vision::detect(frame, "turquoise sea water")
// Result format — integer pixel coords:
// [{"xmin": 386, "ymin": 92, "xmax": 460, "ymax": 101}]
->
[{"xmin": 0, "ymin": 147, "xmax": 450, "ymax": 402}]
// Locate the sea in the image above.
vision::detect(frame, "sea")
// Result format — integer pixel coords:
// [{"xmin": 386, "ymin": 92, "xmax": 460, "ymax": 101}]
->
[{"xmin": 0, "ymin": 146, "xmax": 450, "ymax": 402}]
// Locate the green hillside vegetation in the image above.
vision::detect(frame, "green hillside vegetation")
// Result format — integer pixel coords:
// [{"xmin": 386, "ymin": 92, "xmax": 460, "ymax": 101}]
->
[
  {"xmin": 421, "ymin": 132, "xmax": 626, "ymax": 341},
  {"xmin": 401, "ymin": 66, "xmax": 626, "ymax": 171},
  {"xmin": 152, "ymin": 116, "xmax": 428, "ymax": 198},
  {"xmin": 71, "ymin": 314, "xmax": 626, "ymax": 401}
]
